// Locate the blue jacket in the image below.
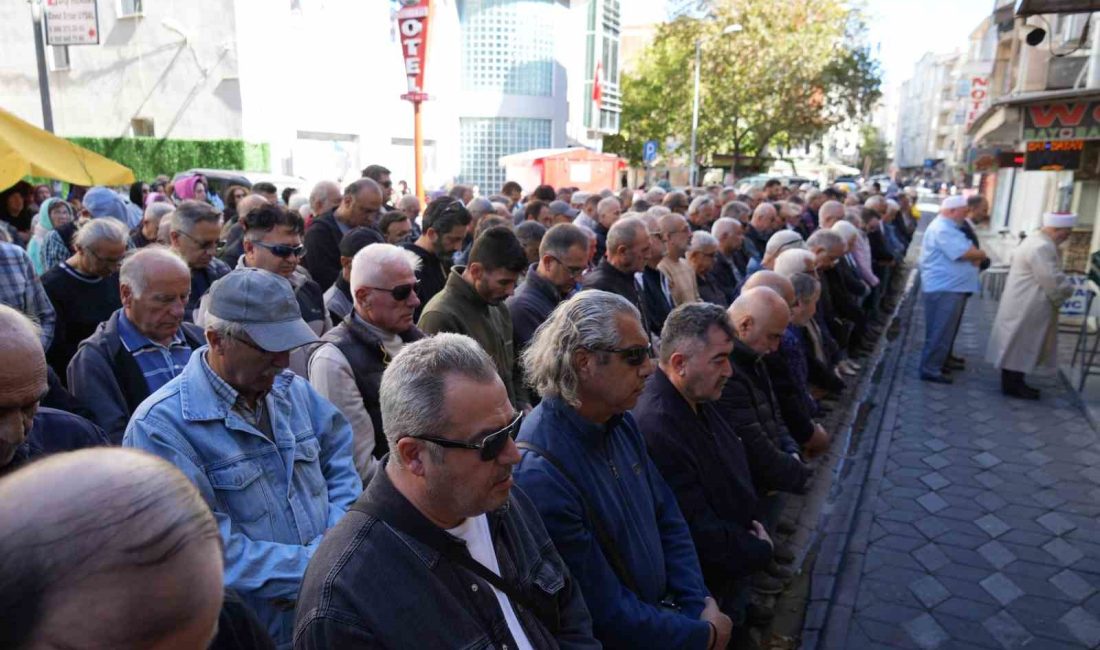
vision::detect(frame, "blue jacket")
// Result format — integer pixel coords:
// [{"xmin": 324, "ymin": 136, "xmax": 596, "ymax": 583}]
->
[
  {"xmin": 3, "ymin": 407, "xmax": 109, "ymax": 476},
  {"xmin": 123, "ymin": 349, "xmax": 361, "ymax": 648},
  {"xmin": 514, "ymin": 397, "xmax": 711, "ymax": 649}
]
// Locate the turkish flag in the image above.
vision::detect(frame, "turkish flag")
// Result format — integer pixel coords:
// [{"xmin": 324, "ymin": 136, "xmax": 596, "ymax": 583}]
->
[{"xmin": 592, "ymin": 62, "xmax": 602, "ymax": 108}]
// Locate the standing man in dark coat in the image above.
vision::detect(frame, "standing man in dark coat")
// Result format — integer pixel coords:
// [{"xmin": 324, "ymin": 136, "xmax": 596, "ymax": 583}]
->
[
  {"xmin": 404, "ymin": 197, "xmax": 472, "ymax": 322},
  {"xmin": 582, "ymin": 217, "xmax": 652, "ymax": 334},
  {"xmin": 634, "ymin": 303, "xmax": 773, "ymax": 637},
  {"xmin": 303, "ymin": 178, "xmax": 384, "ymax": 293},
  {"xmin": 508, "ymin": 223, "xmax": 589, "ymax": 355}
]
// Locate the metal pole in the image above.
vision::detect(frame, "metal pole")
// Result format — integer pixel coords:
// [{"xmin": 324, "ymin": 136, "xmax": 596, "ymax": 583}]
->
[
  {"xmin": 689, "ymin": 39, "xmax": 701, "ymax": 187},
  {"xmin": 413, "ymin": 100, "xmax": 424, "ymax": 206},
  {"xmin": 31, "ymin": 5, "xmax": 54, "ymax": 133}
]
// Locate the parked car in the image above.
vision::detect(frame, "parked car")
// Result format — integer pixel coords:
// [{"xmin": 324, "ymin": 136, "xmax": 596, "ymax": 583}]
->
[{"xmin": 172, "ymin": 169, "xmax": 307, "ymax": 202}]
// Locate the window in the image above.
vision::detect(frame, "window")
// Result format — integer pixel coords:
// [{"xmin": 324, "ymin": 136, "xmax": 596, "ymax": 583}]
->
[
  {"xmin": 459, "ymin": 117, "xmax": 551, "ymax": 192},
  {"xmin": 458, "ymin": 0, "xmax": 554, "ymax": 96},
  {"xmin": 131, "ymin": 117, "xmax": 155, "ymax": 137},
  {"xmin": 48, "ymin": 46, "xmax": 70, "ymax": 71},
  {"xmin": 118, "ymin": 0, "xmax": 143, "ymax": 18}
]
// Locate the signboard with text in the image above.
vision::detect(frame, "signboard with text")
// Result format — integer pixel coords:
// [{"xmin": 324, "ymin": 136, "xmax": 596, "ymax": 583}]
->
[
  {"xmin": 1024, "ymin": 140, "xmax": 1084, "ymax": 171},
  {"xmin": 1023, "ymin": 101, "xmax": 1100, "ymax": 140},
  {"xmin": 396, "ymin": 0, "xmax": 431, "ymax": 102},
  {"xmin": 44, "ymin": 0, "xmax": 100, "ymax": 46},
  {"xmin": 961, "ymin": 63, "xmax": 993, "ymax": 131}
]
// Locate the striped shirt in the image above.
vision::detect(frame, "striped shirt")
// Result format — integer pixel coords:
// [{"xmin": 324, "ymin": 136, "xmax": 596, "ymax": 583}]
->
[{"xmin": 117, "ymin": 311, "xmax": 193, "ymax": 394}]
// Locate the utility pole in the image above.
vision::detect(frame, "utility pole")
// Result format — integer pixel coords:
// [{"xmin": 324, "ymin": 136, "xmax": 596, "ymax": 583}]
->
[
  {"xmin": 689, "ymin": 39, "xmax": 701, "ymax": 187},
  {"xmin": 29, "ymin": 0, "xmax": 55, "ymax": 133}
]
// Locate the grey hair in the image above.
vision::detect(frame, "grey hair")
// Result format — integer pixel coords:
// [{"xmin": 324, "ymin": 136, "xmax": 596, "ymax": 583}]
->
[
  {"xmin": 143, "ymin": 202, "xmax": 174, "ymax": 225},
  {"xmin": 570, "ymin": 191, "xmax": 591, "ymax": 207},
  {"xmin": 790, "ymin": 272, "xmax": 820, "ymax": 302},
  {"xmin": 606, "ymin": 216, "xmax": 645, "ymax": 253},
  {"xmin": 688, "ymin": 230, "xmax": 718, "ymax": 252},
  {"xmin": 773, "ymin": 249, "xmax": 816, "ymax": 277},
  {"xmin": 380, "ymin": 333, "xmax": 499, "ymax": 462},
  {"xmin": 864, "ymin": 195, "xmax": 886, "ymax": 212},
  {"xmin": 720, "ymin": 201, "xmax": 751, "ymax": 221},
  {"xmin": 73, "ymin": 217, "xmax": 129, "ymax": 250},
  {"xmin": 350, "ymin": 243, "xmax": 422, "ymax": 294},
  {"xmin": 466, "ymin": 197, "xmax": 494, "ymax": 218},
  {"xmin": 156, "ymin": 217, "xmax": 173, "ymax": 244},
  {"xmin": 203, "ymin": 313, "xmax": 250, "ymax": 339},
  {"xmin": 596, "ymin": 197, "xmax": 621, "ymax": 216},
  {"xmin": 659, "ymin": 302, "xmax": 733, "ymax": 364},
  {"xmin": 539, "ymin": 223, "xmax": 589, "ymax": 258},
  {"xmin": 119, "ymin": 246, "xmax": 189, "ymax": 296},
  {"xmin": 170, "ymin": 200, "xmax": 221, "ymax": 235},
  {"xmin": 644, "ymin": 205, "xmax": 671, "ymax": 220},
  {"xmin": 288, "ymin": 194, "xmax": 309, "ymax": 213},
  {"xmin": 644, "ymin": 186, "xmax": 667, "ymax": 203},
  {"xmin": 711, "ymin": 217, "xmax": 742, "ymax": 238},
  {"xmin": 807, "ymin": 229, "xmax": 844, "ymax": 251},
  {"xmin": 522, "ymin": 290, "xmax": 641, "ymax": 408},
  {"xmin": 687, "ymin": 195, "xmax": 713, "ymax": 215},
  {"xmin": 764, "ymin": 230, "xmax": 805, "ymax": 256},
  {"xmin": 309, "ymin": 180, "xmax": 341, "ymax": 212},
  {"xmin": 805, "ymin": 188, "xmax": 822, "ymax": 204},
  {"xmin": 397, "ymin": 194, "xmax": 420, "ymax": 211},
  {"xmin": 576, "ymin": 224, "xmax": 597, "ymax": 242}
]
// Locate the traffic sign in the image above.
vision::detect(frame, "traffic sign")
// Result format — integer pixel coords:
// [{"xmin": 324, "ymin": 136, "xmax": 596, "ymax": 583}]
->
[{"xmin": 643, "ymin": 140, "xmax": 658, "ymax": 164}]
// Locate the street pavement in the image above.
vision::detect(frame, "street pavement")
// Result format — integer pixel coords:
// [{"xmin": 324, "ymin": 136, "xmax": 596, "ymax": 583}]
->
[{"xmin": 809, "ymin": 290, "xmax": 1100, "ymax": 649}]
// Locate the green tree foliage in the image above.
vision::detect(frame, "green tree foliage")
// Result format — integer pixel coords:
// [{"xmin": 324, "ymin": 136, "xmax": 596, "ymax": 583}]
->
[
  {"xmin": 66, "ymin": 137, "xmax": 270, "ymax": 181},
  {"xmin": 605, "ymin": 0, "xmax": 882, "ymax": 172},
  {"xmin": 858, "ymin": 124, "xmax": 889, "ymax": 174}
]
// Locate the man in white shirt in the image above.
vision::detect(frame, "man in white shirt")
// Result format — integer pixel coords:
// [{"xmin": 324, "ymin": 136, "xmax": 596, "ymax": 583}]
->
[{"xmin": 295, "ymin": 334, "xmax": 599, "ymax": 648}]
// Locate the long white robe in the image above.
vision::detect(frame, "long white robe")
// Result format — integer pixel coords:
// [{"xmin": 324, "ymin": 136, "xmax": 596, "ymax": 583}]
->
[{"xmin": 986, "ymin": 230, "xmax": 1074, "ymax": 373}]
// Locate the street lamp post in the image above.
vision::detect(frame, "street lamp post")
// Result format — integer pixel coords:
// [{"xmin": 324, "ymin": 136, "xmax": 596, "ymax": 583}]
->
[
  {"xmin": 28, "ymin": 0, "xmax": 54, "ymax": 133},
  {"xmin": 688, "ymin": 23, "xmax": 741, "ymax": 187}
]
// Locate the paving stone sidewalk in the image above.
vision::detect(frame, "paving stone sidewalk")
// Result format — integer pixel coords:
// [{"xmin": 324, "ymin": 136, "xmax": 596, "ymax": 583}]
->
[{"xmin": 814, "ymin": 292, "xmax": 1100, "ymax": 649}]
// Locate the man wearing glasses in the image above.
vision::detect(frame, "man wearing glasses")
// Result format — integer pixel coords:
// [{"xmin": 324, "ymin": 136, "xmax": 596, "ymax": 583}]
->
[
  {"xmin": 169, "ymin": 200, "xmax": 230, "ymax": 322},
  {"xmin": 309, "ymin": 243, "xmax": 426, "ymax": 480},
  {"xmin": 303, "ymin": 179, "xmax": 385, "ymax": 293},
  {"xmin": 194, "ymin": 204, "xmax": 331, "ymax": 376},
  {"xmin": 514, "ymin": 290, "xmax": 732, "ymax": 650},
  {"xmin": 296, "ymin": 334, "xmax": 598, "ymax": 648},
  {"xmin": 124, "ymin": 267, "xmax": 361, "ymax": 648}
]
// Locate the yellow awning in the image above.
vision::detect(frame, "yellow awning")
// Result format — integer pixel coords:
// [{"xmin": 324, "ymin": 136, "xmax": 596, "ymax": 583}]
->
[{"xmin": 0, "ymin": 107, "xmax": 135, "ymax": 190}]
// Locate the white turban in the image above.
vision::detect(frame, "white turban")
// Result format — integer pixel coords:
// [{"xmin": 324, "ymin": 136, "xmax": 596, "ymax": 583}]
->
[
  {"xmin": 1043, "ymin": 212, "xmax": 1077, "ymax": 228},
  {"xmin": 941, "ymin": 195, "xmax": 967, "ymax": 210}
]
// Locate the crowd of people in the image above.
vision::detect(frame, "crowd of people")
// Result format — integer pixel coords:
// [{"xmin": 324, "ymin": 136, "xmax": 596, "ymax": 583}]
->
[{"xmin": 0, "ymin": 169, "xmax": 921, "ymax": 649}]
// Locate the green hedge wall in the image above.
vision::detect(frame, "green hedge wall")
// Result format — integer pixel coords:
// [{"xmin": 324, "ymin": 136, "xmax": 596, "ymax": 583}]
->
[{"xmin": 67, "ymin": 137, "xmax": 270, "ymax": 182}]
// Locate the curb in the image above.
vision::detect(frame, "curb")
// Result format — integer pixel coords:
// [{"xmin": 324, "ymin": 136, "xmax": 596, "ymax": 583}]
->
[{"xmin": 799, "ymin": 269, "xmax": 922, "ymax": 649}]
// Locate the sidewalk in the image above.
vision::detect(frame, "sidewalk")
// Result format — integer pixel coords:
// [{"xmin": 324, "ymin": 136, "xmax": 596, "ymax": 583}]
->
[{"xmin": 805, "ymin": 289, "xmax": 1100, "ymax": 649}]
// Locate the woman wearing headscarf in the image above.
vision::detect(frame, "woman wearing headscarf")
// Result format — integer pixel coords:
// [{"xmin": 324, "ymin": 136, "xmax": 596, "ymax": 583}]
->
[
  {"xmin": 28, "ymin": 198, "xmax": 75, "ymax": 275},
  {"xmin": 41, "ymin": 187, "xmax": 133, "ymax": 273},
  {"xmin": 172, "ymin": 174, "xmax": 209, "ymax": 205},
  {"xmin": 144, "ymin": 191, "xmax": 170, "ymax": 208},
  {"xmin": 129, "ymin": 181, "xmax": 149, "ymax": 209},
  {"xmin": 1, "ymin": 182, "xmax": 36, "ymax": 245}
]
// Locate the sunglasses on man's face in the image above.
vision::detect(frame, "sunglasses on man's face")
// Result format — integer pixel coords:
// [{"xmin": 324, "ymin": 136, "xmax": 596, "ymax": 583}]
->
[
  {"xmin": 367, "ymin": 280, "xmax": 420, "ymax": 301},
  {"xmin": 589, "ymin": 344, "xmax": 653, "ymax": 366},
  {"xmin": 413, "ymin": 412, "xmax": 523, "ymax": 461},
  {"xmin": 253, "ymin": 241, "xmax": 306, "ymax": 259}
]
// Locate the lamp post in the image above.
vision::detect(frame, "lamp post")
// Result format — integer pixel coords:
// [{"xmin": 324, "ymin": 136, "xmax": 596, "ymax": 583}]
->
[
  {"xmin": 28, "ymin": 0, "xmax": 54, "ymax": 133},
  {"xmin": 688, "ymin": 23, "xmax": 741, "ymax": 187}
]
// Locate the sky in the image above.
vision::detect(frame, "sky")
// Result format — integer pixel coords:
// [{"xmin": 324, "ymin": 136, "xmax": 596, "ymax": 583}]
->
[{"xmin": 622, "ymin": 0, "xmax": 997, "ymax": 91}]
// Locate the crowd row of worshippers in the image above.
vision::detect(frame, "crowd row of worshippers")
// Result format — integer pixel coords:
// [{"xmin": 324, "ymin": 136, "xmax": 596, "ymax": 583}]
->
[{"xmin": 0, "ymin": 169, "xmax": 915, "ymax": 649}]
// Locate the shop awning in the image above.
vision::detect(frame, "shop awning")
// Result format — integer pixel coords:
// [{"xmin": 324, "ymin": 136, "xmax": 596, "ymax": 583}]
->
[
  {"xmin": 1016, "ymin": 0, "xmax": 1100, "ymax": 16},
  {"xmin": 0, "ymin": 106, "xmax": 135, "ymax": 190}
]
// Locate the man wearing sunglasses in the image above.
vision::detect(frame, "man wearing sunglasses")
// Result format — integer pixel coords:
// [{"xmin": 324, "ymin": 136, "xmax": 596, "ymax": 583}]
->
[
  {"xmin": 514, "ymin": 290, "xmax": 730, "ymax": 650},
  {"xmin": 419, "ymin": 226, "xmax": 530, "ymax": 411},
  {"xmin": 169, "ymin": 200, "xmax": 231, "ymax": 323},
  {"xmin": 309, "ymin": 243, "xmax": 426, "ymax": 480},
  {"xmin": 196, "ymin": 204, "xmax": 331, "ymax": 376},
  {"xmin": 125, "ymin": 267, "xmax": 361, "ymax": 647},
  {"xmin": 296, "ymin": 334, "xmax": 598, "ymax": 648}
]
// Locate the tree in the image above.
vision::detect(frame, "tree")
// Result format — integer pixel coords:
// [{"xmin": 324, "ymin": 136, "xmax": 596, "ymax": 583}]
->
[
  {"xmin": 604, "ymin": 0, "xmax": 882, "ymax": 176},
  {"xmin": 858, "ymin": 124, "xmax": 889, "ymax": 174}
]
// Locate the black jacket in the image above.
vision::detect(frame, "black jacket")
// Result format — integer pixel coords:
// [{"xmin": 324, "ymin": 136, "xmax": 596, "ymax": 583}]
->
[
  {"xmin": 633, "ymin": 369, "xmax": 772, "ymax": 599},
  {"xmin": 868, "ymin": 229, "xmax": 894, "ymax": 264},
  {"xmin": 744, "ymin": 226, "xmax": 769, "ymax": 261},
  {"xmin": 303, "ymin": 212, "xmax": 384, "ymax": 292},
  {"xmin": 583, "ymin": 259, "xmax": 650, "ymax": 334},
  {"xmin": 294, "ymin": 463, "xmax": 599, "ymax": 649},
  {"xmin": 961, "ymin": 220, "xmax": 991, "ymax": 271},
  {"xmin": 320, "ymin": 315, "xmax": 425, "ymax": 459},
  {"xmin": 638, "ymin": 266, "xmax": 674, "ymax": 337},
  {"xmin": 2, "ymin": 407, "xmax": 109, "ymax": 477},
  {"xmin": 763, "ymin": 350, "xmax": 814, "ymax": 445},
  {"xmin": 696, "ymin": 272, "xmax": 728, "ymax": 307},
  {"xmin": 404, "ymin": 241, "xmax": 449, "ymax": 323},
  {"xmin": 708, "ymin": 253, "xmax": 741, "ymax": 306},
  {"xmin": 714, "ymin": 340, "xmax": 810, "ymax": 495},
  {"xmin": 508, "ymin": 265, "xmax": 565, "ymax": 354}
]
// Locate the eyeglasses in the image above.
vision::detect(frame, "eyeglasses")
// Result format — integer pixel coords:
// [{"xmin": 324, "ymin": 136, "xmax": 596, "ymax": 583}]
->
[
  {"xmin": 86, "ymin": 248, "xmax": 125, "ymax": 267},
  {"xmin": 549, "ymin": 255, "xmax": 586, "ymax": 278},
  {"xmin": 588, "ymin": 344, "xmax": 653, "ymax": 366},
  {"xmin": 380, "ymin": 180, "xmax": 393, "ymax": 189},
  {"xmin": 366, "ymin": 280, "xmax": 420, "ymax": 301},
  {"xmin": 227, "ymin": 333, "xmax": 272, "ymax": 355},
  {"xmin": 412, "ymin": 412, "xmax": 523, "ymax": 461},
  {"xmin": 177, "ymin": 230, "xmax": 226, "ymax": 253},
  {"xmin": 253, "ymin": 241, "xmax": 306, "ymax": 259}
]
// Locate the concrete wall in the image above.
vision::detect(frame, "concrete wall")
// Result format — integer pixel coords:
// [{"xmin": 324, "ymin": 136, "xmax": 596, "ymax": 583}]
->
[{"xmin": 0, "ymin": 0, "xmax": 243, "ymax": 139}]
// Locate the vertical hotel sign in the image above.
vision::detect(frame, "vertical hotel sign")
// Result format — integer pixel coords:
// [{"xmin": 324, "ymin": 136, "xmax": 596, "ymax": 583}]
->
[{"xmin": 397, "ymin": 0, "xmax": 431, "ymax": 103}]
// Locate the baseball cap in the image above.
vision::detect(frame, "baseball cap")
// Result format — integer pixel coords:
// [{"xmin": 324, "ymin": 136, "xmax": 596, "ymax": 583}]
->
[
  {"xmin": 339, "ymin": 226, "xmax": 384, "ymax": 257},
  {"xmin": 548, "ymin": 200, "xmax": 579, "ymax": 219},
  {"xmin": 207, "ymin": 268, "xmax": 319, "ymax": 352}
]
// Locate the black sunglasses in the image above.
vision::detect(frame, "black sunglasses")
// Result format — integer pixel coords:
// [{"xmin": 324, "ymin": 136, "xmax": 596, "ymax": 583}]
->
[
  {"xmin": 413, "ymin": 412, "xmax": 523, "ymax": 461},
  {"xmin": 253, "ymin": 241, "xmax": 306, "ymax": 259},
  {"xmin": 367, "ymin": 280, "xmax": 420, "ymax": 301},
  {"xmin": 589, "ymin": 344, "xmax": 653, "ymax": 366}
]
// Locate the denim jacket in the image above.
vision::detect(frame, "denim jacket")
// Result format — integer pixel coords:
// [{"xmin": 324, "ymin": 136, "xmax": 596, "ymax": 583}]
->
[
  {"xmin": 294, "ymin": 463, "xmax": 600, "ymax": 649},
  {"xmin": 123, "ymin": 348, "xmax": 361, "ymax": 649}
]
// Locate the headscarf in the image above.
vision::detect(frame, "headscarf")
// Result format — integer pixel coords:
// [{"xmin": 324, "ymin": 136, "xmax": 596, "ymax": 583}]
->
[
  {"xmin": 82, "ymin": 186, "xmax": 131, "ymax": 222},
  {"xmin": 129, "ymin": 181, "xmax": 146, "ymax": 207},
  {"xmin": 145, "ymin": 192, "xmax": 170, "ymax": 208},
  {"xmin": 173, "ymin": 174, "xmax": 206, "ymax": 202},
  {"xmin": 27, "ymin": 198, "xmax": 72, "ymax": 275}
]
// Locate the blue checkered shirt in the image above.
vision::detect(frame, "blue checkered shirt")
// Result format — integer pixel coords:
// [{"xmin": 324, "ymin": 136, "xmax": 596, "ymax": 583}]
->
[
  {"xmin": 198, "ymin": 350, "xmax": 268, "ymax": 432},
  {"xmin": 0, "ymin": 242, "xmax": 56, "ymax": 348},
  {"xmin": 116, "ymin": 311, "xmax": 194, "ymax": 395}
]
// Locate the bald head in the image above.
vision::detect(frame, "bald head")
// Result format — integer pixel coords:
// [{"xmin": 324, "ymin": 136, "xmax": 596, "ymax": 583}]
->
[
  {"xmin": 819, "ymin": 200, "xmax": 845, "ymax": 229},
  {"xmin": 751, "ymin": 203, "xmax": 777, "ymax": 232},
  {"xmin": 864, "ymin": 195, "xmax": 886, "ymax": 215},
  {"xmin": 0, "ymin": 448, "xmax": 224, "ymax": 649},
  {"xmin": 0, "ymin": 305, "xmax": 48, "ymax": 468},
  {"xmin": 774, "ymin": 249, "xmax": 817, "ymax": 278},
  {"xmin": 236, "ymin": 193, "xmax": 269, "ymax": 222},
  {"xmin": 741, "ymin": 270, "xmax": 796, "ymax": 307},
  {"xmin": 727, "ymin": 286, "xmax": 791, "ymax": 355}
]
